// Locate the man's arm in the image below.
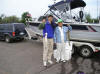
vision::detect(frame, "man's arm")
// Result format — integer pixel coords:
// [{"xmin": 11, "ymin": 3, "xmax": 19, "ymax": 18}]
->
[
  {"xmin": 67, "ymin": 24, "xmax": 72, "ymax": 31},
  {"xmin": 38, "ymin": 23, "xmax": 42, "ymax": 30},
  {"xmin": 44, "ymin": 22, "xmax": 48, "ymax": 37}
]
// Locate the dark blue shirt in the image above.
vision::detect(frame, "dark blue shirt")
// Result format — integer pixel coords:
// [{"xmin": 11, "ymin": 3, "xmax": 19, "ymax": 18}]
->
[{"xmin": 43, "ymin": 21, "xmax": 56, "ymax": 38}]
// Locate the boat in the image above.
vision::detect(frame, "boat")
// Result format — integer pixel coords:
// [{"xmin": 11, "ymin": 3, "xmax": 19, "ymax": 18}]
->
[
  {"xmin": 25, "ymin": 0, "xmax": 100, "ymax": 57},
  {"xmin": 27, "ymin": 0, "xmax": 100, "ymax": 45}
]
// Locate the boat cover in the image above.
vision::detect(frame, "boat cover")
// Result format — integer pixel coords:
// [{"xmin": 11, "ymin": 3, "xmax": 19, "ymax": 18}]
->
[{"xmin": 49, "ymin": 0, "xmax": 86, "ymax": 11}]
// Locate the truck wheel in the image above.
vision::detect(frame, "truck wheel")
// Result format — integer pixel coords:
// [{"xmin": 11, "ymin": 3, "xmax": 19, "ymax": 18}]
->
[
  {"xmin": 5, "ymin": 36, "xmax": 12, "ymax": 43},
  {"xmin": 19, "ymin": 38, "xmax": 24, "ymax": 41},
  {"xmin": 79, "ymin": 46, "xmax": 93, "ymax": 58}
]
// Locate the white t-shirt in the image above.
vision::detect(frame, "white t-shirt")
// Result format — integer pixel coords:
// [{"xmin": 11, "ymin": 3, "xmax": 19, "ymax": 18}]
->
[{"xmin": 58, "ymin": 26, "xmax": 64, "ymax": 43}]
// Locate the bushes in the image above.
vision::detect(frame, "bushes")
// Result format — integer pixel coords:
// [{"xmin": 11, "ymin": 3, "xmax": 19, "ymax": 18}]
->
[
  {"xmin": 0, "ymin": 15, "xmax": 20, "ymax": 24},
  {"xmin": 0, "ymin": 12, "xmax": 32, "ymax": 25}
]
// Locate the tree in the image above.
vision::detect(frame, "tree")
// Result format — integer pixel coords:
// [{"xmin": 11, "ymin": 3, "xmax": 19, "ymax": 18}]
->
[
  {"xmin": 0, "ymin": 17, "xmax": 2, "ymax": 24},
  {"xmin": 1, "ymin": 16, "xmax": 20, "ymax": 23},
  {"xmin": 85, "ymin": 13, "xmax": 99, "ymax": 23},
  {"xmin": 0, "ymin": 14, "xmax": 5, "ymax": 24},
  {"xmin": 85, "ymin": 13, "xmax": 93, "ymax": 23},
  {"xmin": 21, "ymin": 12, "xmax": 32, "ymax": 25}
]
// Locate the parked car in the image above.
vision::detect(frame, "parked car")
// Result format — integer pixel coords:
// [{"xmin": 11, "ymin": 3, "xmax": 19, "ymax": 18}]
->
[{"xmin": 0, "ymin": 23, "xmax": 27, "ymax": 43}]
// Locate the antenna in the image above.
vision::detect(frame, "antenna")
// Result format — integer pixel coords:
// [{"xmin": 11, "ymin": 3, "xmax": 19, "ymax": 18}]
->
[
  {"xmin": 99, "ymin": 8, "xmax": 100, "ymax": 23},
  {"xmin": 97, "ymin": 0, "xmax": 99, "ymax": 20}
]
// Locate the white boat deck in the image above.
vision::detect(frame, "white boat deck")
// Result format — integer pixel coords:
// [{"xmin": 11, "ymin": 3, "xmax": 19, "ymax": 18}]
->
[{"xmin": 26, "ymin": 25, "xmax": 100, "ymax": 43}]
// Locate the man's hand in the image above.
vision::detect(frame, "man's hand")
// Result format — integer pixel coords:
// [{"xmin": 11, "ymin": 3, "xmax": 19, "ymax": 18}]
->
[
  {"xmin": 45, "ymin": 33, "xmax": 47, "ymax": 36},
  {"xmin": 45, "ymin": 33, "xmax": 47, "ymax": 42},
  {"xmin": 54, "ymin": 43, "xmax": 56, "ymax": 46},
  {"xmin": 67, "ymin": 24, "xmax": 70, "ymax": 26},
  {"xmin": 53, "ymin": 43, "xmax": 57, "ymax": 49}
]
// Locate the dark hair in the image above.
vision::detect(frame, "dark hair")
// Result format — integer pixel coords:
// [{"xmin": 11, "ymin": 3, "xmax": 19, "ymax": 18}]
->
[
  {"xmin": 42, "ymin": 16, "xmax": 46, "ymax": 20},
  {"xmin": 48, "ymin": 15, "xmax": 53, "ymax": 18}
]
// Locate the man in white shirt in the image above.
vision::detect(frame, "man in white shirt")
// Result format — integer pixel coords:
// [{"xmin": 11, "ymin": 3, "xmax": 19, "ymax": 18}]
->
[{"xmin": 54, "ymin": 19, "xmax": 72, "ymax": 62}]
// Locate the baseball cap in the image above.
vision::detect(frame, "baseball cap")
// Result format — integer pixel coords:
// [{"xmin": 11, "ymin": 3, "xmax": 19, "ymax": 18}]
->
[{"xmin": 57, "ymin": 19, "xmax": 63, "ymax": 23}]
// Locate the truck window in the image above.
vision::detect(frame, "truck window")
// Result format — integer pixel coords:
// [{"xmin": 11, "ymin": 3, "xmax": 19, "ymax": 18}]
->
[
  {"xmin": 14, "ymin": 24, "xmax": 25, "ymax": 31},
  {"xmin": 5, "ymin": 25, "xmax": 13, "ymax": 31},
  {"xmin": 0, "ymin": 25, "xmax": 5, "ymax": 30}
]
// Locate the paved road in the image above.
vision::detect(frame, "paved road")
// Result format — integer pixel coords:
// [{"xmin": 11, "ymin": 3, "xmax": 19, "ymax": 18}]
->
[{"xmin": 0, "ymin": 40, "xmax": 100, "ymax": 74}]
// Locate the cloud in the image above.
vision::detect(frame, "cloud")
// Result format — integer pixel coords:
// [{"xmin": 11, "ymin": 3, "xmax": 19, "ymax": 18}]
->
[
  {"xmin": 84, "ymin": 0, "xmax": 100, "ymax": 18},
  {"xmin": 0, "ymin": 0, "xmax": 54, "ymax": 18}
]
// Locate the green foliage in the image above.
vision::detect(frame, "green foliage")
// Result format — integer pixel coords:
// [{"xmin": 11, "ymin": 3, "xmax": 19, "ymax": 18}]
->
[
  {"xmin": 21, "ymin": 12, "xmax": 32, "ymax": 25},
  {"xmin": 92, "ymin": 19, "xmax": 99, "ymax": 23},
  {"xmin": 0, "ymin": 14, "xmax": 5, "ymax": 24},
  {"xmin": 0, "ymin": 12, "xmax": 32, "ymax": 25},
  {"xmin": 0, "ymin": 17, "xmax": 2, "ymax": 24},
  {"xmin": 2, "ymin": 16, "xmax": 20, "ymax": 23},
  {"xmin": 85, "ymin": 13, "xmax": 99, "ymax": 23},
  {"xmin": 85, "ymin": 13, "xmax": 92, "ymax": 23},
  {"xmin": 0, "ymin": 15, "xmax": 20, "ymax": 24}
]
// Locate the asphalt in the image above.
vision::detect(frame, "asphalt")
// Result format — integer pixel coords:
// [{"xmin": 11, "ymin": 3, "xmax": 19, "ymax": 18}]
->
[{"xmin": 0, "ymin": 40, "xmax": 100, "ymax": 74}]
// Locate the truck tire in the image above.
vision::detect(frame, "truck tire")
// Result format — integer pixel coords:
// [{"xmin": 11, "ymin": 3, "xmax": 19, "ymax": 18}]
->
[
  {"xmin": 79, "ymin": 45, "xmax": 93, "ymax": 58},
  {"xmin": 5, "ymin": 36, "xmax": 12, "ymax": 43},
  {"xmin": 19, "ymin": 38, "xmax": 24, "ymax": 41}
]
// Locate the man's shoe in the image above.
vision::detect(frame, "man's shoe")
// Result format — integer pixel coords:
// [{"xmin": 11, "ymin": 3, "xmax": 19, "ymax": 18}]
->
[
  {"xmin": 48, "ymin": 60, "xmax": 53, "ymax": 64},
  {"xmin": 43, "ymin": 62, "xmax": 47, "ymax": 67}
]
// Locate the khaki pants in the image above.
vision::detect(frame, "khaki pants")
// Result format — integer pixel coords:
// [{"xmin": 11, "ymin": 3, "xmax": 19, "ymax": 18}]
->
[{"xmin": 43, "ymin": 38, "xmax": 53, "ymax": 62}]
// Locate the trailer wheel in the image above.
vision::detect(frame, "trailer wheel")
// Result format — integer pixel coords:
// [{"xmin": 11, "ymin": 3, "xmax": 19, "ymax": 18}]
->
[{"xmin": 79, "ymin": 45, "xmax": 93, "ymax": 58}]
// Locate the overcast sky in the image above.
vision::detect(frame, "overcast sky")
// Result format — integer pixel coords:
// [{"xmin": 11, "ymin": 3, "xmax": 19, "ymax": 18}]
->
[{"xmin": 0, "ymin": 0, "xmax": 100, "ymax": 18}]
